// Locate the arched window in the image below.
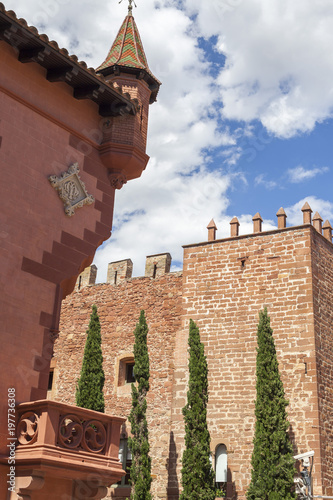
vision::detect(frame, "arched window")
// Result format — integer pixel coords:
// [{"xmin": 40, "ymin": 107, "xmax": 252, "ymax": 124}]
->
[{"xmin": 215, "ymin": 443, "xmax": 227, "ymax": 491}]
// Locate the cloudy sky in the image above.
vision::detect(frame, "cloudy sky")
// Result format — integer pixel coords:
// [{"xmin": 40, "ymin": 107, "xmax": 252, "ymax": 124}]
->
[{"xmin": 5, "ymin": 0, "xmax": 333, "ymax": 280}]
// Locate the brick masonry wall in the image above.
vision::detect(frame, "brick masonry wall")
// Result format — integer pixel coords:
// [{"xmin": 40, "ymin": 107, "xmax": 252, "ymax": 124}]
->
[
  {"xmin": 105, "ymin": 75, "xmax": 150, "ymax": 153},
  {"xmin": 53, "ymin": 224, "xmax": 333, "ymax": 500},
  {"xmin": 174, "ymin": 227, "xmax": 323, "ymax": 499},
  {"xmin": 311, "ymin": 229, "xmax": 333, "ymax": 496},
  {"xmin": 53, "ymin": 272, "xmax": 183, "ymax": 499}
]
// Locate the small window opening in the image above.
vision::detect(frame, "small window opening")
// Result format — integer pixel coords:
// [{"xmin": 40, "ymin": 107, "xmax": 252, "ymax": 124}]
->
[
  {"xmin": 304, "ymin": 361, "xmax": 307, "ymax": 375},
  {"xmin": 241, "ymin": 259, "xmax": 246, "ymax": 268},
  {"xmin": 215, "ymin": 444, "xmax": 227, "ymax": 496},
  {"xmin": 78, "ymin": 275, "xmax": 82, "ymax": 290},
  {"xmin": 48, "ymin": 370, "xmax": 54, "ymax": 391},
  {"xmin": 153, "ymin": 264, "xmax": 157, "ymax": 278},
  {"xmin": 114, "ymin": 270, "xmax": 118, "ymax": 285},
  {"xmin": 140, "ymin": 106, "xmax": 144, "ymax": 131},
  {"xmin": 116, "ymin": 438, "xmax": 132, "ymax": 486},
  {"xmin": 126, "ymin": 363, "xmax": 135, "ymax": 384}
]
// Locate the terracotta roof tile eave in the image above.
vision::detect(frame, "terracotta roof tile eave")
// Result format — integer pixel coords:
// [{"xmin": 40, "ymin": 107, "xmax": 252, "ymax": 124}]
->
[{"xmin": 0, "ymin": 5, "xmax": 137, "ymax": 115}]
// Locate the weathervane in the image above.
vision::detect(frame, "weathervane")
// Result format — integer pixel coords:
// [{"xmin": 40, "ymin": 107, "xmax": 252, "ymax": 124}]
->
[{"xmin": 119, "ymin": 0, "xmax": 137, "ymax": 16}]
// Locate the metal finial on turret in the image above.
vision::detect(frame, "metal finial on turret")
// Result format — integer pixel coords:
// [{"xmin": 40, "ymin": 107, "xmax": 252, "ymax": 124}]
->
[{"xmin": 119, "ymin": 0, "xmax": 137, "ymax": 16}]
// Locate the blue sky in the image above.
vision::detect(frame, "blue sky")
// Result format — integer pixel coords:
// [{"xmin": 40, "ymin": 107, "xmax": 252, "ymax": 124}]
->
[{"xmin": 4, "ymin": 0, "xmax": 333, "ymax": 280}]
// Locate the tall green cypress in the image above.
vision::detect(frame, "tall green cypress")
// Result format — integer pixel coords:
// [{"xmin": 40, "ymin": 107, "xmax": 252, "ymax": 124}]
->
[
  {"xmin": 180, "ymin": 319, "xmax": 216, "ymax": 500},
  {"xmin": 128, "ymin": 310, "xmax": 152, "ymax": 500},
  {"xmin": 75, "ymin": 304, "xmax": 105, "ymax": 413},
  {"xmin": 247, "ymin": 308, "xmax": 296, "ymax": 500}
]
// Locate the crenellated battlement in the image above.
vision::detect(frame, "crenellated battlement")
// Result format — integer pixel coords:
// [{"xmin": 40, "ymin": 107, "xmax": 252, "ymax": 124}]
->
[
  {"xmin": 75, "ymin": 202, "xmax": 333, "ymax": 290},
  {"xmin": 75, "ymin": 252, "xmax": 174, "ymax": 288},
  {"xmin": 205, "ymin": 202, "xmax": 333, "ymax": 243}
]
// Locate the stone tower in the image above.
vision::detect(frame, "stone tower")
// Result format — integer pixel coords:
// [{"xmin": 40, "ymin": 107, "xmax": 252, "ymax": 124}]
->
[{"xmin": 53, "ymin": 204, "xmax": 333, "ymax": 499}]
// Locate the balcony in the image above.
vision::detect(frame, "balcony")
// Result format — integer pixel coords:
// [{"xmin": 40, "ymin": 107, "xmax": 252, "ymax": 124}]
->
[{"xmin": 12, "ymin": 400, "xmax": 125, "ymax": 500}]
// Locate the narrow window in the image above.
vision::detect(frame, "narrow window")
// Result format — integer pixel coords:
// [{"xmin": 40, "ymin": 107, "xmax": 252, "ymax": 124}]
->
[
  {"xmin": 153, "ymin": 264, "xmax": 157, "ymax": 278},
  {"xmin": 125, "ymin": 363, "xmax": 135, "ymax": 384},
  {"xmin": 116, "ymin": 438, "xmax": 132, "ymax": 486},
  {"xmin": 140, "ymin": 106, "xmax": 144, "ymax": 131},
  {"xmin": 78, "ymin": 275, "xmax": 82, "ymax": 290},
  {"xmin": 118, "ymin": 357, "xmax": 135, "ymax": 386},
  {"xmin": 48, "ymin": 370, "xmax": 54, "ymax": 391},
  {"xmin": 215, "ymin": 444, "xmax": 227, "ymax": 494},
  {"xmin": 114, "ymin": 270, "xmax": 118, "ymax": 285}
]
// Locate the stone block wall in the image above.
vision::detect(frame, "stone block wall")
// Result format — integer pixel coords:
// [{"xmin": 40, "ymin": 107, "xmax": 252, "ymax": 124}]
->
[
  {"xmin": 53, "ymin": 271, "xmax": 183, "ymax": 499},
  {"xmin": 107, "ymin": 259, "xmax": 133, "ymax": 285},
  {"xmin": 145, "ymin": 253, "xmax": 172, "ymax": 278},
  {"xmin": 75, "ymin": 264, "xmax": 97, "ymax": 290},
  {"xmin": 53, "ymin": 210, "xmax": 333, "ymax": 500},
  {"xmin": 174, "ymin": 225, "xmax": 324, "ymax": 499},
  {"xmin": 311, "ymin": 230, "xmax": 333, "ymax": 495}
]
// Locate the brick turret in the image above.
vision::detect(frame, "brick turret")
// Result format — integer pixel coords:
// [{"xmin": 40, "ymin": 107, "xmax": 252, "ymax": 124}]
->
[
  {"xmin": 313, "ymin": 212, "xmax": 323, "ymax": 234},
  {"xmin": 96, "ymin": 9, "xmax": 161, "ymax": 182},
  {"xmin": 302, "ymin": 202, "xmax": 313, "ymax": 224},
  {"xmin": 323, "ymin": 220, "xmax": 333, "ymax": 242},
  {"xmin": 230, "ymin": 216, "xmax": 240, "ymax": 237},
  {"xmin": 207, "ymin": 219, "xmax": 217, "ymax": 241},
  {"xmin": 252, "ymin": 212, "xmax": 263, "ymax": 233},
  {"xmin": 276, "ymin": 207, "xmax": 287, "ymax": 229}
]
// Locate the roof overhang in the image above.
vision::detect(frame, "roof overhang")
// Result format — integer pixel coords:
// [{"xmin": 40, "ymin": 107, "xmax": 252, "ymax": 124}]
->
[{"xmin": 0, "ymin": 5, "xmax": 138, "ymax": 117}]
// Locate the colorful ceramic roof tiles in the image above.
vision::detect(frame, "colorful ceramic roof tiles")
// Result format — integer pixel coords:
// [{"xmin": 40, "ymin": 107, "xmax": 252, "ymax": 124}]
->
[{"xmin": 96, "ymin": 15, "xmax": 150, "ymax": 73}]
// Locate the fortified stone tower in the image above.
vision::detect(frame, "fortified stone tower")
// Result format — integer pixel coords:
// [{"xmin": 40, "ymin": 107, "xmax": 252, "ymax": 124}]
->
[
  {"xmin": 170, "ymin": 204, "xmax": 333, "ymax": 499},
  {"xmin": 53, "ymin": 204, "xmax": 333, "ymax": 500}
]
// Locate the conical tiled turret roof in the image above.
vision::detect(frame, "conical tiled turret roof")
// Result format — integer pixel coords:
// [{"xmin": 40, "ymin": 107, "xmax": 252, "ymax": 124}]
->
[
  {"xmin": 96, "ymin": 14, "xmax": 160, "ymax": 102},
  {"xmin": 96, "ymin": 15, "xmax": 148, "ymax": 71}
]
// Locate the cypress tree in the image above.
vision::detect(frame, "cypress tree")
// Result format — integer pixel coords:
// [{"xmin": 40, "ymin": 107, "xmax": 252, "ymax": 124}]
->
[
  {"xmin": 247, "ymin": 308, "xmax": 296, "ymax": 500},
  {"xmin": 128, "ymin": 310, "xmax": 152, "ymax": 500},
  {"xmin": 75, "ymin": 304, "xmax": 105, "ymax": 413},
  {"xmin": 180, "ymin": 319, "xmax": 216, "ymax": 500}
]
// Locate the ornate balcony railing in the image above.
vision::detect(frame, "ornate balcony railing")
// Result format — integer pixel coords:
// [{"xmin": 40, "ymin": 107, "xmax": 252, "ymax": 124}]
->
[{"xmin": 13, "ymin": 400, "xmax": 125, "ymax": 499}]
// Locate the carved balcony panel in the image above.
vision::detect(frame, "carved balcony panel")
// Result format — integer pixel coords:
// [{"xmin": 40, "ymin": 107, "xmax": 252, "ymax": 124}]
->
[{"xmin": 14, "ymin": 400, "xmax": 125, "ymax": 487}]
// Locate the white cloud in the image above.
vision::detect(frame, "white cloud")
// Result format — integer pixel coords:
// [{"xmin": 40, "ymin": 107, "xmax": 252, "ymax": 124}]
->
[
  {"xmin": 3, "ymin": 0, "xmax": 239, "ymax": 280},
  {"xmin": 255, "ymin": 174, "xmax": 278, "ymax": 190},
  {"xmin": 4, "ymin": 1, "xmax": 333, "ymax": 281},
  {"xmin": 185, "ymin": 0, "xmax": 333, "ymax": 138},
  {"xmin": 94, "ymin": 166, "xmax": 232, "ymax": 279},
  {"xmin": 287, "ymin": 165, "xmax": 329, "ymax": 183}
]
